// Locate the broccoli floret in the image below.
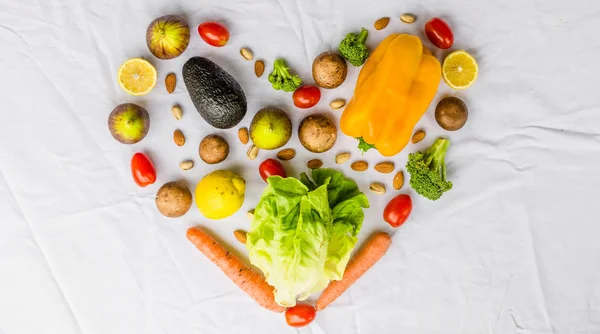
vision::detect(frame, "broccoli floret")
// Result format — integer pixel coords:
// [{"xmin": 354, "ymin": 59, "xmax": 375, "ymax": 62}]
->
[
  {"xmin": 406, "ymin": 138, "xmax": 453, "ymax": 201},
  {"xmin": 268, "ymin": 58, "xmax": 302, "ymax": 92},
  {"xmin": 339, "ymin": 28, "xmax": 370, "ymax": 67}
]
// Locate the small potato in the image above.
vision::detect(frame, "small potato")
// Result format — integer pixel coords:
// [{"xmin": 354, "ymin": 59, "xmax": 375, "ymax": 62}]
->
[
  {"xmin": 156, "ymin": 181, "xmax": 192, "ymax": 218},
  {"xmin": 435, "ymin": 96, "xmax": 468, "ymax": 131},
  {"xmin": 199, "ymin": 134, "xmax": 229, "ymax": 164},
  {"xmin": 312, "ymin": 52, "xmax": 347, "ymax": 89},
  {"xmin": 298, "ymin": 114, "xmax": 337, "ymax": 153}
]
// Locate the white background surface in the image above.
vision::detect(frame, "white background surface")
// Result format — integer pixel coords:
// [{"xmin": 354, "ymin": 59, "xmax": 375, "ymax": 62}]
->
[{"xmin": 1, "ymin": 0, "xmax": 600, "ymax": 333}]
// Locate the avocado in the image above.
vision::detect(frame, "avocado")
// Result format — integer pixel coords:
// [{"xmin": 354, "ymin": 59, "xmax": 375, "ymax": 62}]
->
[{"xmin": 182, "ymin": 57, "xmax": 247, "ymax": 129}]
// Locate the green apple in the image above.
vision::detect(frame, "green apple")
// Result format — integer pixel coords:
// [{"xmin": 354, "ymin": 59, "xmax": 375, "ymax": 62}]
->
[
  {"xmin": 108, "ymin": 103, "xmax": 149, "ymax": 144},
  {"xmin": 250, "ymin": 107, "xmax": 292, "ymax": 150}
]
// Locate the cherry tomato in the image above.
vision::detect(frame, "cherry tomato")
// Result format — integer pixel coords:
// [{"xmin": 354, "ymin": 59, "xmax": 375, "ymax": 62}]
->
[
  {"xmin": 197, "ymin": 21, "xmax": 230, "ymax": 47},
  {"xmin": 383, "ymin": 194, "xmax": 412, "ymax": 228},
  {"xmin": 130, "ymin": 152, "xmax": 156, "ymax": 187},
  {"xmin": 424, "ymin": 17, "xmax": 454, "ymax": 49},
  {"xmin": 285, "ymin": 304, "xmax": 316, "ymax": 327},
  {"xmin": 292, "ymin": 85, "xmax": 321, "ymax": 109},
  {"xmin": 259, "ymin": 159, "xmax": 287, "ymax": 182}
]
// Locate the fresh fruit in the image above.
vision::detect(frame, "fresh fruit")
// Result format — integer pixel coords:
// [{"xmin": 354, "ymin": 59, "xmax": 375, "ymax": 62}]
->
[
  {"xmin": 293, "ymin": 85, "xmax": 321, "ymax": 109},
  {"xmin": 298, "ymin": 114, "xmax": 337, "ymax": 153},
  {"xmin": 250, "ymin": 107, "xmax": 292, "ymax": 150},
  {"xmin": 435, "ymin": 96, "xmax": 468, "ymax": 130},
  {"xmin": 374, "ymin": 17, "xmax": 390, "ymax": 30},
  {"xmin": 383, "ymin": 194, "xmax": 412, "ymax": 228},
  {"xmin": 199, "ymin": 134, "xmax": 229, "ymax": 164},
  {"xmin": 411, "ymin": 130, "xmax": 426, "ymax": 144},
  {"xmin": 312, "ymin": 52, "xmax": 347, "ymax": 89},
  {"xmin": 155, "ymin": 181, "xmax": 193, "ymax": 218},
  {"xmin": 442, "ymin": 51, "xmax": 479, "ymax": 90},
  {"xmin": 146, "ymin": 15, "xmax": 190, "ymax": 59},
  {"xmin": 182, "ymin": 57, "xmax": 247, "ymax": 129},
  {"xmin": 197, "ymin": 21, "xmax": 229, "ymax": 47},
  {"xmin": 285, "ymin": 304, "xmax": 316, "ymax": 327},
  {"xmin": 130, "ymin": 152, "xmax": 156, "ymax": 187},
  {"xmin": 258, "ymin": 159, "xmax": 287, "ymax": 182},
  {"xmin": 165, "ymin": 73, "xmax": 176, "ymax": 93},
  {"xmin": 108, "ymin": 103, "xmax": 149, "ymax": 144},
  {"xmin": 117, "ymin": 58, "xmax": 157, "ymax": 96},
  {"xmin": 424, "ymin": 17, "xmax": 454, "ymax": 49},
  {"xmin": 195, "ymin": 170, "xmax": 245, "ymax": 219}
]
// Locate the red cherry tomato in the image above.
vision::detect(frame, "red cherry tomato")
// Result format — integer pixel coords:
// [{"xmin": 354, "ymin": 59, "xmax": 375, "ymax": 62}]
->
[
  {"xmin": 424, "ymin": 17, "xmax": 454, "ymax": 49},
  {"xmin": 383, "ymin": 194, "xmax": 412, "ymax": 228},
  {"xmin": 131, "ymin": 152, "xmax": 156, "ymax": 187},
  {"xmin": 285, "ymin": 304, "xmax": 316, "ymax": 327},
  {"xmin": 259, "ymin": 159, "xmax": 287, "ymax": 182},
  {"xmin": 292, "ymin": 85, "xmax": 321, "ymax": 109},
  {"xmin": 197, "ymin": 21, "xmax": 230, "ymax": 47}
]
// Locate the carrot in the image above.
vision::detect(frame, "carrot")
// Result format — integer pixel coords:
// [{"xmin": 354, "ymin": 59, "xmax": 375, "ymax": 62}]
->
[
  {"xmin": 315, "ymin": 231, "xmax": 392, "ymax": 311},
  {"xmin": 186, "ymin": 227, "xmax": 285, "ymax": 313}
]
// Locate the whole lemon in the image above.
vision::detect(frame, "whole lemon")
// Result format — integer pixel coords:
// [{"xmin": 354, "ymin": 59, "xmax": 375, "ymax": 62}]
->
[{"xmin": 195, "ymin": 170, "xmax": 245, "ymax": 219}]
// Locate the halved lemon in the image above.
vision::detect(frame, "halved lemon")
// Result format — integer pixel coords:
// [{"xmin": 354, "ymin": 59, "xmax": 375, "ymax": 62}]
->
[
  {"xmin": 442, "ymin": 50, "xmax": 478, "ymax": 90},
  {"xmin": 117, "ymin": 58, "xmax": 157, "ymax": 96}
]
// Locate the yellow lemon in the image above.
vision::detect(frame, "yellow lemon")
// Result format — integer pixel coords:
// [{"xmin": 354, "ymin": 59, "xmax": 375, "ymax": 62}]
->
[
  {"xmin": 195, "ymin": 170, "xmax": 245, "ymax": 219},
  {"xmin": 117, "ymin": 58, "xmax": 157, "ymax": 96},
  {"xmin": 442, "ymin": 50, "xmax": 478, "ymax": 90}
]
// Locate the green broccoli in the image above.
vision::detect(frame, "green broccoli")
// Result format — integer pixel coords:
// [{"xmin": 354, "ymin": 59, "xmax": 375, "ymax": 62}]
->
[
  {"xmin": 268, "ymin": 58, "xmax": 302, "ymax": 92},
  {"xmin": 406, "ymin": 138, "xmax": 453, "ymax": 201},
  {"xmin": 339, "ymin": 28, "xmax": 370, "ymax": 67}
]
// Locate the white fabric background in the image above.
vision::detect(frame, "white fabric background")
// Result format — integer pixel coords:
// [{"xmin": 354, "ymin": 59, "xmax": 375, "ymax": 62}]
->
[{"xmin": 1, "ymin": 0, "xmax": 599, "ymax": 333}]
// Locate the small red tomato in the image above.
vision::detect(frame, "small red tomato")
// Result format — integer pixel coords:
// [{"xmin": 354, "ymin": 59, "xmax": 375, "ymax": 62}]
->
[
  {"xmin": 259, "ymin": 159, "xmax": 287, "ymax": 182},
  {"xmin": 285, "ymin": 304, "xmax": 316, "ymax": 327},
  {"xmin": 131, "ymin": 152, "xmax": 156, "ymax": 187},
  {"xmin": 424, "ymin": 17, "xmax": 454, "ymax": 49},
  {"xmin": 198, "ymin": 21, "xmax": 230, "ymax": 47},
  {"xmin": 383, "ymin": 194, "xmax": 412, "ymax": 228},
  {"xmin": 292, "ymin": 85, "xmax": 321, "ymax": 109}
]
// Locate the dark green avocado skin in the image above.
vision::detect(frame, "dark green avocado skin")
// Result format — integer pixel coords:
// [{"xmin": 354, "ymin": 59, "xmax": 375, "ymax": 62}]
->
[{"xmin": 182, "ymin": 57, "xmax": 247, "ymax": 129}]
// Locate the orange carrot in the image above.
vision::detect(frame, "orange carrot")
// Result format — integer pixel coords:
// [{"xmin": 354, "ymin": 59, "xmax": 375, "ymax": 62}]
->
[
  {"xmin": 186, "ymin": 227, "xmax": 285, "ymax": 313},
  {"xmin": 316, "ymin": 231, "xmax": 392, "ymax": 311}
]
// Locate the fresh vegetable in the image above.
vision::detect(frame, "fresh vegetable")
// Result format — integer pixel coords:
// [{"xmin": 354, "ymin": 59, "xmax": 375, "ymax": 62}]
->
[
  {"xmin": 199, "ymin": 134, "xmax": 229, "ymax": 164},
  {"xmin": 293, "ymin": 85, "xmax": 321, "ymax": 109},
  {"xmin": 268, "ymin": 59, "xmax": 302, "ymax": 92},
  {"xmin": 315, "ymin": 231, "xmax": 392, "ymax": 310},
  {"xmin": 339, "ymin": 28, "xmax": 369, "ymax": 67},
  {"xmin": 197, "ymin": 21, "xmax": 229, "ymax": 47},
  {"xmin": 340, "ymin": 34, "xmax": 441, "ymax": 156},
  {"xmin": 298, "ymin": 114, "xmax": 337, "ymax": 153},
  {"xmin": 183, "ymin": 57, "xmax": 247, "ymax": 129},
  {"xmin": 424, "ymin": 17, "xmax": 454, "ymax": 49},
  {"xmin": 435, "ymin": 96, "xmax": 468, "ymax": 131},
  {"xmin": 383, "ymin": 194, "xmax": 412, "ymax": 228},
  {"xmin": 108, "ymin": 103, "xmax": 150, "ymax": 144},
  {"xmin": 117, "ymin": 58, "xmax": 157, "ymax": 96},
  {"xmin": 146, "ymin": 15, "xmax": 190, "ymax": 59},
  {"xmin": 312, "ymin": 52, "xmax": 347, "ymax": 89},
  {"xmin": 130, "ymin": 152, "xmax": 156, "ymax": 187},
  {"xmin": 285, "ymin": 304, "xmax": 316, "ymax": 327},
  {"xmin": 195, "ymin": 170, "xmax": 245, "ymax": 219},
  {"xmin": 155, "ymin": 181, "xmax": 193, "ymax": 218},
  {"xmin": 259, "ymin": 159, "xmax": 287, "ymax": 182},
  {"xmin": 186, "ymin": 227, "xmax": 285, "ymax": 312},
  {"xmin": 250, "ymin": 107, "xmax": 292, "ymax": 150},
  {"xmin": 442, "ymin": 50, "xmax": 479, "ymax": 90},
  {"xmin": 246, "ymin": 169, "xmax": 369, "ymax": 306},
  {"xmin": 406, "ymin": 138, "xmax": 453, "ymax": 200}
]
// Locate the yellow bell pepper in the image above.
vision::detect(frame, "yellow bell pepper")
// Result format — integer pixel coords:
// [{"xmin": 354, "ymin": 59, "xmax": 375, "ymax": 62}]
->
[{"xmin": 340, "ymin": 34, "xmax": 441, "ymax": 157}]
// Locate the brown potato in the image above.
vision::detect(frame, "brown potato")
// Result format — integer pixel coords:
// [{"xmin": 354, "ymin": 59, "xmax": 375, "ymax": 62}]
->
[
  {"xmin": 199, "ymin": 134, "xmax": 229, "ymax": 164},
  {"xmin": 312, "ymin": 52, "xmax": 347, "ymax": 89},
  {"xmin": 298, "ymin": 114, "xmax": 337, "ymax": 153},
  {"xmin": 435, "ymin": 97, "xmax": 468, "ymax": 131},
  {"xmin": 156, "ymin": 181, "xmax": 192, "ymax": 218}
]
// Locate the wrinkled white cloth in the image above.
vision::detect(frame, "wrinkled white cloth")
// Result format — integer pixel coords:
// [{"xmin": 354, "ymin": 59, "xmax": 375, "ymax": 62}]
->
[{"xmin": 1, "ymin": 0, "xmax": 600, "ymax": 333}]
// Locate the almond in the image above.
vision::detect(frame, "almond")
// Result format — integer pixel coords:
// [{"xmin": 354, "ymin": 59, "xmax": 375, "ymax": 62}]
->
[
  {"xmin": 335, "ymin": 152, "xmax": 351, "ymax": 164},
  {"xmin": 171, "ymin": 105, "xmax": 183, "ymax": 120},
  {"xmin": 374, "ymin": 17, "xmax": 390, "ymax": 30},
  {"xmin": 393, "ymin": 171, "xmax": 404, "ymax": 190},
  {"xmin": 240, "ymin": 47, "xmax": 253, "ymax": 61},
  {"xmin": 369, "ymin": 182, "xmax": 386, "ymax": 195},
  {"xmin": 233, "ymin": 230, "xmax": 247, "ymax": 244},
  {"xmin": 351, "ymin": 160, "xmax": 368, "ymax": 171},
  {"xmin": 173, "ymin": 130, "xmax": 185, "ymax": 146},
  {"xmin": 411, "ymin": 130, "xmax": 426, "ymax": 144},
  {"xmin": 247, "ymin": 145, "xmax": 259, "ymax": 160},
  {"xmin": 254, "ymin": 60, "xmax": 265, "ymax": 77},
  {"xmin": 277, "ymin": 148, "xmax": 296, "ymax": 161},
  {"xmin": 307, "ymin": 159, "xmax": 323, "ymax": 169},
  {"xmin": 165, "ymin": 73, "xmax": 176, "ymax": 94},
  {"xmin": 247, "ymin": 209, "xmax": 255, "ymax": 220},
  {"xmin": 400, "ymin": 13, "xmax": 416, "ymax": 24},
  {"xmin": 330, "ymin": 99, "xmax": 346, "ymax": 110},
  {"xmin": 374, "ymin": 161, "xmax": 394, "ymax": 174},
  {"xmin": 238, "ymin": 127, "xmax": 249, "ymax": 145},
  {"xmin": 179, "ymin": 160, "xmax": 194, "ymax": 170}
]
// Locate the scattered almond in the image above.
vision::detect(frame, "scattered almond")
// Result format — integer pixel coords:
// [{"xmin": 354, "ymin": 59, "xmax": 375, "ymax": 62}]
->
[
  {"xmin": 171, "ymin": 105, "xmax": 183, "ymax": 120},
  {"xmin": 240, "ymin": 47, "xmax": 253, "ymax": 61},
  {"xmin": 400, "ymin": 13, "xmax": 416, "ymax": 24},
  {"xmin": 374, "ymin": 17, "xmax": 390, "ymax": 30},
  {"xmin": 247, "ymin": 209, "xmax": 255, "ymax": 220},
  {"xmin": 238, "ymin": 127, "xmax": 249, "ymax": 145},
  {"xmin": 173, "ymin": 130, "xmax": 185, "ymax": 146},
  {"xmin": 393, "ymin": 171, "xmax": 404, "ymax": 190},
  {"xmin": 351, "ymin": 160, "xmax": 368, "ymax": 171},
  {"xmin": 374, "ymin": 161, "xmax": 395, "ymax": 174},
  {"xmin": 307, "ymin": 159, "xmax": 323, "ymax": 169},
  {"xmin": 165, "ymin": 73, "xmax": 176, "ymax": 94},
  {"xmin": 370, "ymin": 182, "xmax": 386, "ymax": 195},
  {"xmin": 335, "ymin": 152, "xmax": 351, "ymax": 164},
  {"xmin": 254, "ymin": 60, "xmax": 265, "ymax": 77},
  {"xmin": 330, "ymin": 99, "xmax": 346, "ymax": 110},
  {"xmin": 277, "ymin": 148, "xmax": 296, "ymax": 161},
  {"xmin": 247, "ymin": 145, "xmax": 259, "ymax": 160},
  {"xmin": 179, "ymin": 160, "xmax": 194, "ymax": 170},
  {"xmin": 233, "ymin": 230, "xmax": 247, "ymax": 244},
  {"xmin": 411, "ymin": 130, "xmax": 426, "ymax": 144}
]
